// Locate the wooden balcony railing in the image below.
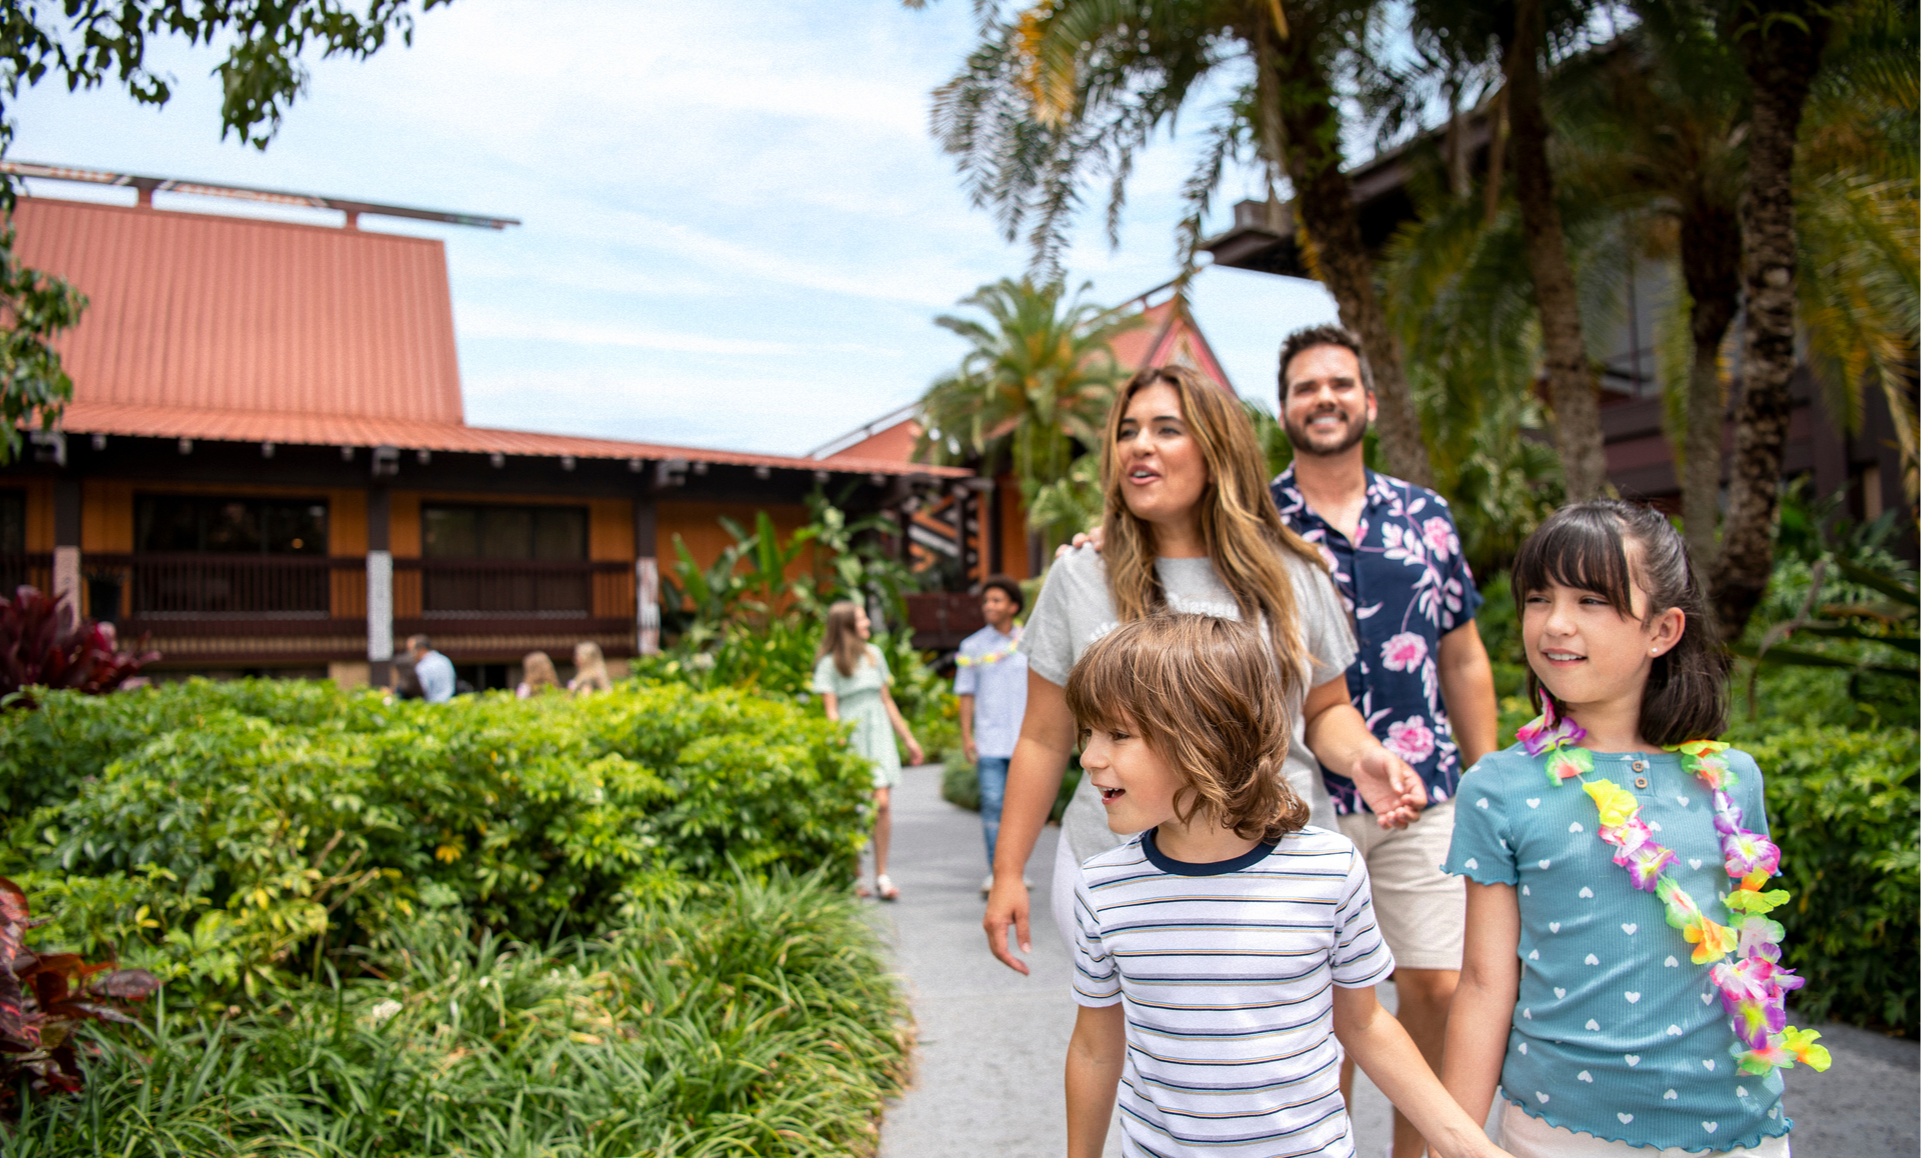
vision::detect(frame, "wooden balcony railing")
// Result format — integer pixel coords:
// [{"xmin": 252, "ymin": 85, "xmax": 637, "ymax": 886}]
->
[
  {"xmin": 394, "ymin": 558, "xmax": 631, "ymax": 620},
  {"xmin": 66, "ymin": 555, "xmax": 637, "ymax": 644},
  {"xmin": 0, "ymin": 553, "xmax": 54, "ymax": 599},
  {"xmin": 84, "ymin": 554, "xmax": 367, "ymax": 636}
]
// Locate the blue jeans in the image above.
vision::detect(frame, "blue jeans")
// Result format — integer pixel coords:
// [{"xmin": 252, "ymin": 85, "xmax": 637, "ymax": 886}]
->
[{"xmin": 976, "ymin": 756, "xmax": 1010, "ymax": 869}]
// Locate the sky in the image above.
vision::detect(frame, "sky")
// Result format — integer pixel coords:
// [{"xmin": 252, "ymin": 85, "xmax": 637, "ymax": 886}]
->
[{"xmin": 14, "ymin": 0, "xmax": 1341, "ymax": 457}]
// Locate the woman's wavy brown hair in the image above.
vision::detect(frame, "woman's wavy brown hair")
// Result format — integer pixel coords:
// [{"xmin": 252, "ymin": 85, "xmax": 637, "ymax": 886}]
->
[
  {"xmin": 1065, "ymin": 614, "xmax": 1308, "ymax": 843},
  {"xmin": 1099, "ymin": 365, "xmax": 1327, "ymax": 700},
  {"xmin": 818, "ymin": 600, "xmax": 870, "ymax": 678}
]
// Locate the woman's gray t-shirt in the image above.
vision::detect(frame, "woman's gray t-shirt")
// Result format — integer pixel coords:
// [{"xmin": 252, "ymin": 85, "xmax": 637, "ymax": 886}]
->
[{"xmin": 1020, "ymin": 545, "xmax": 1358, "ymax": 862}]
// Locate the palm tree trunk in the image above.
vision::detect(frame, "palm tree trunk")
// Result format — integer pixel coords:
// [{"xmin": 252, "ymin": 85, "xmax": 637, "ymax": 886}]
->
[
  {"xmin": 1264, "ymin": 29, "xmax": 1434, "ymax": 489},
  {"xmin": 1710, "ymin": 4, "xmax": 1833, "ymax": 638},
  {"xmin": 1677, "ymin": 200, "xmax": 1742, "ymax": 572},
  {"xmin": 1503, "ymin": 0, "xmax": 1607, "ymax": 501}
]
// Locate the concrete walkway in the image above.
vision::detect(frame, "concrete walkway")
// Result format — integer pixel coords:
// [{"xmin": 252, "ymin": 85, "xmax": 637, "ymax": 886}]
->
[{"xmin": 869, "ymin": 764, "xmax": 1918, "ymax": 1157}]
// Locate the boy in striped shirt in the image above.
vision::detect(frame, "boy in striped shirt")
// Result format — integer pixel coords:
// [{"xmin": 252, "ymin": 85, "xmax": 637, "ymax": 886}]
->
[{"xmin": 1063, "ymin": 615, "xmax": 1511, "ymax": 1158}]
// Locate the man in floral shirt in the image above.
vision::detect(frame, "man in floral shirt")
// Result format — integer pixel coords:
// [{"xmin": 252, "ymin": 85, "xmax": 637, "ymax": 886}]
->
[{"xmin": 1271, "ymin": 324, "xmax": 1497, "ymax": 1158}]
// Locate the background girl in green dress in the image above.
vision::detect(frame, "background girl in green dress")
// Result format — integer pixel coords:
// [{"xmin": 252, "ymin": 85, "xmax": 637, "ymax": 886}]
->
[{"xmin": 814, "ymin": 600, "xmax": 923, "ymax": 900}]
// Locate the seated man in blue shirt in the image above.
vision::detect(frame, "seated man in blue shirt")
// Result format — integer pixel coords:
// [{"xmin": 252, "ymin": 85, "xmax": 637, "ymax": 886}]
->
[
  {"xmin": 1271, "ymin": 324, "xmax": 1498, "ymax": 1158},
  {"xmin": 407, "ymin": 634, "xmax": 456, "ymax": 704}
]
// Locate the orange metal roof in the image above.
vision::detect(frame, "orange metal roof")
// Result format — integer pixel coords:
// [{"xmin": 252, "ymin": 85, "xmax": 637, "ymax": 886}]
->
[
  {"xmin": 16, "ymin": 196, "xmax": 465, "ymax": 423},
  {"xmin": 1107, "ymin": 298, "xmax": 1235, "ymax": 392},
  {"xmin": 59, "ymin": 400, "xmax": 956, "ymax": 474},
  {"xmin": 827, "ymin": 417, "xmax": 923, "ymax": 463},
  {"xmin": 14, "ymin": 195, "xmax": 964, "ymax": 478}
]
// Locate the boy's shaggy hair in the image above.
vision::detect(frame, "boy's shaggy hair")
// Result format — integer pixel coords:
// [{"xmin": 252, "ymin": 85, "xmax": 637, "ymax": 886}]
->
[{"xmin": 1064, "ymin": 614, "xmax": 1308, "ymax": 843}]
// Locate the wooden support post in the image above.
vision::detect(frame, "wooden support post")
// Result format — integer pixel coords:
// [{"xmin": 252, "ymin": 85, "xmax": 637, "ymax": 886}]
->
[
  {"xmin": 367, "ymin": 486, "xmax": 394, "ymax": 685},
  {"xmin": 52, "ymin": 477, "xmax": 80, "ymax": 626},
  {"xmin": 634, "ymin": 493, "xmax": 659, "ymax": 655}
]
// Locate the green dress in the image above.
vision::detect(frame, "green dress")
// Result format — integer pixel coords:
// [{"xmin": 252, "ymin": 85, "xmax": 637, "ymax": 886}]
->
[{"xmin": 812, "ymin": 647, "xmax": 901, "ymax": 788}]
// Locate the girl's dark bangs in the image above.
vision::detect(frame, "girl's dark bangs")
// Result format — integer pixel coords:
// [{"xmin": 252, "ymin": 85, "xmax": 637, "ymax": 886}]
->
[{"xmin": 1513, "ymin": 508, "xmax": 1635, "ymax": 613}]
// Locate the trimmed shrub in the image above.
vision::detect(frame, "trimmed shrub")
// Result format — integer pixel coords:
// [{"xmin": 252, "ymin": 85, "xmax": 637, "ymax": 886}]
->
[
  {"xmin": 2, "ymin": 679, "xmax": 874, "ymax": 996},
  {"xmin": 1733, "ymin": 724, "xmax": 1919, "ymax": 1035}
]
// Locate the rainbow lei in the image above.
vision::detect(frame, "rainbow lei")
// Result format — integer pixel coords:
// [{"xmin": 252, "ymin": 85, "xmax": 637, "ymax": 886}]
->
[
  {"xmin": 954, "ymin": 626, "xmax": 1022, "ymax": 668},
  {"xmin": 1518, "ymin": 702, "xmax": 1832, "ymax": 1079}
]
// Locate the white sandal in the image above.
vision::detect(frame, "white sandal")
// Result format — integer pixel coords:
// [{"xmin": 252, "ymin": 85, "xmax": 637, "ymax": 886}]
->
[{"xmin": 875, "ymin": 873, "xmax": 900, "ymax": 901}]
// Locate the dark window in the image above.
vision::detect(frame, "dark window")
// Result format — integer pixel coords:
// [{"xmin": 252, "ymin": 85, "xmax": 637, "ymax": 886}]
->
[
  {"xmin": 422, "ymin": 505, "xmax": 585, "ymax": 560},
  {"xmin": 135, "ymin": 496, "xmax": 328, "ymax": 555},
  {"xmin": 0, "ymin": 491, "xmax": 25, "ymax": 555},
  {"xmin": 420, "ymin": 504, "xmax": 590, "ymax": 617},
  {"xmin": 129, "ymin": 495, "xmax": 330, "ymax": 618},
  {"xmin": 0, "ymin": 491, "xmax": 30, "ymax": 595}
]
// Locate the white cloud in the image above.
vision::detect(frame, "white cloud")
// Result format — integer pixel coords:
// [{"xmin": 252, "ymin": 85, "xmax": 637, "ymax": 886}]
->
[
  {"xmin": 456, "ymin": 306, "xmax": 895, "ymax": 357},
  {"xmin": 13, "ymin": 0, "xmax": 1319, "ymax": 456}
]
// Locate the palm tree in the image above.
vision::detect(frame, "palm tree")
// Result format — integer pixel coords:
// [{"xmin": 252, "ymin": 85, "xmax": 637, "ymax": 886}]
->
[
  {"xmin": 1552, "ymin": 9, "xmax": 1748, "ymax": 568},
  {"xmin": 1708, "ymin": 0, "xmax": 1836, "ymax": 634},
  {"xmin": 1394, "ymin": 0, "xmax": 1913, "ymax": 635},
  {"xmin": 916, "ymin": 277, "xmax": 1142, "ymax": 550},
  {"xmin": 926, "ymin": 0, "xmax": 1438, "ymax": 487},
  {"xmin": 1403, "ymin": 0, "xmax": 1614, "ymax": 500}
]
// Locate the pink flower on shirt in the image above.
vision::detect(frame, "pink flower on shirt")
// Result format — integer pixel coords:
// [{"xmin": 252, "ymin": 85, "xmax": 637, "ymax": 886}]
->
[
  {"xmin": 1423, "ymin": 516, "xmax": 1458, "ymax": 560},
  {"xmin": 1380, "ymin": 632, "xmax": 1428, "ymax": 672},
  {"xmin": 1385, "ymin": 716, "xmax": 1437, "ymax": 764}
]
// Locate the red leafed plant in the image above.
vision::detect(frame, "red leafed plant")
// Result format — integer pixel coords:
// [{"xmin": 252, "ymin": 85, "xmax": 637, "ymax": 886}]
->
[
  {"xmin": 0, "ymin": 586, "xmax": 156, "ymax": 705},
  {"xmin": 0, "ymin": 876, "xmax": 161, "ymax": 1111}
]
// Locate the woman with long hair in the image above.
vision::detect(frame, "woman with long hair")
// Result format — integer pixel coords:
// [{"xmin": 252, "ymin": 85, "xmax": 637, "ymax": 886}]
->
[
  {"xmin": 568, "ymin": 641, "xmax": 612, "ymax": 696},
  {"xmin": 814, "ymin": 600, "xmax": 924, "ymax": 900},
  {"xmin": 985, "ymin": 365, "xmax": 1427, "ymax": 971},
  {"xmin": 516, "ymin": 651, "xmax": 559, "ymax": 698}
]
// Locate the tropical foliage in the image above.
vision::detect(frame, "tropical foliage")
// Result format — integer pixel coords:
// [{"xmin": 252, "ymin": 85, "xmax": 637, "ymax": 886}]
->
[
  {"xmin": 650, "ymin": 494, "xmax": 958, "ymax": 757},
  {"xmin": 6, "ymin": 875, "xmax": 908, "ymax": 1155},
  {"xmin": 0, "ymin": 875, "xmax": 160, "ymax": 1110},
  {"xmin": 0, "ymin": 588, "xmax": 156, "ymax": 704},
  {"xmin": 0, "ymin": 680, "xmax": 874, "ymax": 987},
  {"xmin": 917, "ymin": 277, "xmax": 1139, "ymax": 550},
  {"xmin": 0, "ymin": 676, "xmax": 910, "ymax": 1143},
  {"xmin": 923, "ymin": 0, "xmax": 1437, "ymax": 485}
]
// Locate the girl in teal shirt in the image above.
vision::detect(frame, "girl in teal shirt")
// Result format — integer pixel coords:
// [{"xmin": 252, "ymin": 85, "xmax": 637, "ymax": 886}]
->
[{"xmin": 1443, "ymin": 502, "xmax": 1831, "ymax": 1156}]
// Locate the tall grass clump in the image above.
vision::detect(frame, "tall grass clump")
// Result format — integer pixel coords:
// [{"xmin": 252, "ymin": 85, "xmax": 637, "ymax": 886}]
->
[{"xmin": 8, "ymin": 873, "xmax": 910, "ymax": 1157}]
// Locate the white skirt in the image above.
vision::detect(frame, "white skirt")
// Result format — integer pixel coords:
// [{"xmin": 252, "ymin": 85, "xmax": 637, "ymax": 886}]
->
[{"xmin": 1500, "ymin": 1103, "xmax": 1790, "ymax": 1158}]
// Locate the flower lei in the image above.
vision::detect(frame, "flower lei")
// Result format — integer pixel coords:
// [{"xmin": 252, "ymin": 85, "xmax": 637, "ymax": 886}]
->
[
  {"xmin": 1517, "ymin": 699, "xmax": 1833, "ymax": 1079},
  {"xmin": 955, "ymin": 625, "xmax": 1022, "ymax": 667}
]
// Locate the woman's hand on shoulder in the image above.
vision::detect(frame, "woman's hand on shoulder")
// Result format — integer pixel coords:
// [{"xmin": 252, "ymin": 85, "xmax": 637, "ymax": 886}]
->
[{"xmin": 1054, "ymin": 526, "xmax": 1106, "ymax": 560}]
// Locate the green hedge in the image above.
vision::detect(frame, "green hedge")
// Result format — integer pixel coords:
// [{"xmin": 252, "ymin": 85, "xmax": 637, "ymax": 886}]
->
[
  {"xmin": 8, "ymin": 873, "xmax": 910, "ymax": 1157},
  {"xmin": 1731, "ymin": 724, "xmax": 1919, "ymax": 1035},
  {"xmin": 2, "ymin": 679, "xmax": 874, "ymax": 996}
]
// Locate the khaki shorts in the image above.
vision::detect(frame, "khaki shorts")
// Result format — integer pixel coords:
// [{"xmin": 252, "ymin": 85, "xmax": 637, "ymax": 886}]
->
[{"xmin": 1337, "ymin": 797, "xmax": 1464, "ymax": 972}]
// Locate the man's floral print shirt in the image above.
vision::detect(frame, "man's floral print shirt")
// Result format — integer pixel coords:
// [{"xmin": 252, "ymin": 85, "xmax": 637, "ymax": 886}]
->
[{"xmin": 1271, "ymin": 466, "xmax": 1484, "ymax": 814}]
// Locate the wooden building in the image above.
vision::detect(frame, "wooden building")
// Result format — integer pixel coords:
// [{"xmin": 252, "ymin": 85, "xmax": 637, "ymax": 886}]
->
[{"xmin": 6, "ymin": 165, "xmax": 969, "ymax": 685}]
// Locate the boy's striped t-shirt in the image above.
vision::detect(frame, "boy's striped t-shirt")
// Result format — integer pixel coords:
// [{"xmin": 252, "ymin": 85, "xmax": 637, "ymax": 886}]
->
[{"xmin": 1073, "ymin": 826, "xmax": 1393, "ymax": 1158}]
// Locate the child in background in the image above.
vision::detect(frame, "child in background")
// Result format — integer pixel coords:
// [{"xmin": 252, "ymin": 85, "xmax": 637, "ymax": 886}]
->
[
  {"xmin": 516, "ymin": 650, "xmax": 558, "ymax": 698},
  {"xmin": 1063, "ymin": 614, "xmax": 1513, "ymax": 1158},
  {"xmin": 814, "ymin": 600, "xmax": 923, "ymax": 901},
  {"xmin": 568, "ymin": 641, "xmax": 612, "ymax": 696},
  {"xmin": 1443, "ymin": 501, "xmax": 1830, "ymax": 1157}
]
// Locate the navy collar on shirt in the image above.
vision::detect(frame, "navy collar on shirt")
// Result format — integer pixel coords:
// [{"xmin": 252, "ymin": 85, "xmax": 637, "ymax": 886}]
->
[{"xmin": 1142, "ymin": 829, "xmax": 1278, "ymax": 876}]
